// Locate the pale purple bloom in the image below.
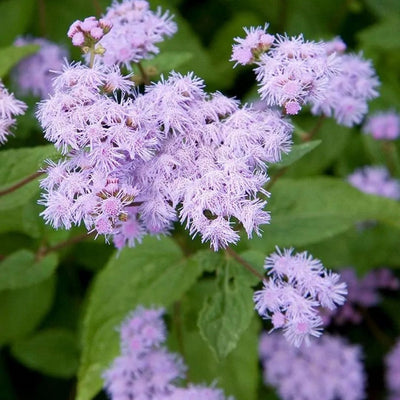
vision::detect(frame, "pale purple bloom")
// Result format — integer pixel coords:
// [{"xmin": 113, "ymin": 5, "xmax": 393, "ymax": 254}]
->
[
  {"xmin": 38, "ymin": 65, "xmax": 293, "ymax": 250},
  {"xmin": 96, "ymin": 0, "xmax": 177, "ymax": 67},
  {"xmin": 254, "ymin": 34, "xmax": 339, "ymax": 115},
  {"xmin": 348, "ymin": 166, "xmax": 400, "ymax": 200},
  {"xmin": 363, "ymin": 110, "xmax": 400, "ymax": 140},
  {"xmin": 231, "ymin": 24, "xmax": 274, "ymax": 66},
  {"xmin": 259, "ymin": 332, "xmax": 365, "ymax": 400},
  {"xmin": 0, "ymin": 81, "xmax": 27, "ymax": 143},
  {"xmin": 323, "ymin": 267, "xmax": 399, "ymax": 326},
  {"xmin": 386, "ymin": 338, "xmax": 400, "ymax": 400},
  {"xmin": 68, "ymin": 16, "xmax": 112, "ymax": 47},
  {"xmin": 165, "ymin": 385, "xmax": 233, "ymax": 400},
  {"xmin": 312, "ymin": 52, "xmax": 379, "ymax": 126},
  {"xmin": 254, "ymin": 248, "xmax": 347, "ymax": 346},
  {"xmin": 12, "ymin": 37, "xmax": 68, "ymax": 98}
]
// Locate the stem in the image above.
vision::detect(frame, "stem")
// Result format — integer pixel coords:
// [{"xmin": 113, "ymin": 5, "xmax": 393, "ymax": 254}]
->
[
  {"xmin": 381, "ymin": 141, "xmax": 398, "ymax": 176},
  {"xmin": 225, "ymin": 247, "xmax": 264, "ymax": 282},
  {"xmin": 91, "ymin": 0, "xmax": 102, "ymax": 16},
  {"xmin": 36, "ymin": 232, "xmax": 95, "ymax": 259},
  {"xmin": 301, "ymin": 115, "xmax": 326, "ymax": 142},
  {"xmin": 89, "ymin": 48, "xmax": 96, "ymax": 69},
  {"xmin": 137, "ymin": 62, "xmax": 150, "ymax": 85},
  {"xmin": 266, "ymin": 167, "xmax": 287, "ymax": 191},
  {"xmin": 0, "ymin": 171, "xmax": 44, "ymax": 197},
  {"xmin": 37, "ymin": 0, "xmax": 47, "ymax": 37}
]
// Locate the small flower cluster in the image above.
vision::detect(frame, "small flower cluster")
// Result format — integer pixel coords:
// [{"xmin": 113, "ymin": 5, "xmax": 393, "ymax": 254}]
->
[
  {"xmin": 68, "ymin": 16, "xmax": 112, "ymax": 47},
  {"xmin": 103, "ymin": 306, "xmax": 233, "ymax": 400},
  {"xmin": 13, "ymin": 37, "xmax": 68, "ymax": 98},
  {"xmin": 322, "ymin": 268, "xmax": 399, "ymax": 326},
  {"xmin": 363, "ymin": 110, "xmax": 400, "ymax": 140},
  {"xmin": 232, "ymin": 28, "xmax": 379, "ymax": 124},
  {"xmin": 348, "ymin": 166, "xmax": 400, "ymax": 200},
  {"xmin": 259, "ymin": 332, "xmax": 365, "ymax": 400},
  {"xmin": 253, "ymin": 248, "xmax": 347, "ymax": 346},
  {"xmin": 96, "ymin": 0, "xmax": 177, "ymax": 67},
  {"xmin": 386, "ymin": 338, "xmax": 400, "ymax": 400},
  {"xmin": 37, "ymin": 59, "xmax": 292, "ymax": 250},
  {"xmin": 0, "ymin": 81, "xmax": 27, "ymax": 144}
]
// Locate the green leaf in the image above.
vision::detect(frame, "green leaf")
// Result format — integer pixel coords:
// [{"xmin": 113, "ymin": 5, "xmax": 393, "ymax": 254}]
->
[
  {"xmin": 0, "ymin": 45, "xmax": 40, "ymax": 78},
  {"xmin": 0, "ymin": 0, "xmax": 35, "ymax": 47},
  {"xmin": 248, "ymin": 176, "xmax": 400, "ymax": 252},
  {"xmin": 198, "ymin": 258, "xmax": 254, "ymax": 360},
  {"xmin": 363, "ymin": 0, "xmax": 400, "ymax": 18},
  {"xmin": 0, "ymin": 250, "xmax": 58, "ymax": 291},
  {"xmin": 0, "ymin": 145, "xmax": 59, "ymax": 211},
  {"xmin": 169, "ymin": 280, "xmax": 261, "ymax": 400},
  {"xmin": 77, "ymin": 236, "xmax": 205, "ymax": 400},
  {"xmin": 11, "ymin": 329, "xmax": 79, "ymax": 378},
  {"xmin": 140, "ymin": 51, "xmax": 193, "ymax": 76},
  {"xmin": 270, "ymin": 140, "xmax": 321, "ymax": 169},
  {"xmin": 0, "ymin": 276, "xmax": 56, "ymax": 346},
  {"xmin": 358, "ymin": 17, "xmax": 400, "ymax": 51}
]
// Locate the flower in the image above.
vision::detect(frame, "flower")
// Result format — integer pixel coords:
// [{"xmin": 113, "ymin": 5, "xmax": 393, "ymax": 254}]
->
[
  {"xmin": 253, "ymin": 248, "xmax": 347, "ymax": 346},
  {"xmin": 347, "ymin": 166, "xmax": 400, "ymax": 200},
  {"xmin": 259, "ymin": 332, "xmax": 365, "ymax": 400},
  {"xmin": 363, "ymin": 110, "xmax": 400, "ymax": 140}
]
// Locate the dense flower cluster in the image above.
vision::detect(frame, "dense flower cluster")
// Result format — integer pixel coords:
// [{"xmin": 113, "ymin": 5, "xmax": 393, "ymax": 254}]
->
[
  {"xmin": 386, "ymin": 338, "xmax": 400, "ymax": 400},
  {"xmin": 0, "ymin": 81, "xmax": 27, "ymax": 143},
  {"xmin": 322, "ymin": 268, "xmax": 399, "ymax": 325},
  {"xmin": 253, "ymin": 248, "xmax": 347, "ymax": 346},
  {"xmin": 348, "ymin": 166, "xmax": 400, "ymax": 200},
  {"xmin": 103, "ymin": 306, "xmax": 232, "ymax": 400},
  {"xmin": 96, "ymin": 0, "xmax": 177, "ymax": 67},
  {"xmin": 37, "ymin": 61, "xmax": 292, "ymax": 250},
  {"xmin": 232, "ymin": 28, "xmax": 379, "ymax": 124},
  {"xmin": 259, "ymin": 332, "xmax": 365, "ymax": 400},
  {"xmin": 363, "ymin": 110, "xmax": 400, "ymax": 140},
  {"xmin": 13, "ymin": 37, "xmax": 68, "ymax": 98}
]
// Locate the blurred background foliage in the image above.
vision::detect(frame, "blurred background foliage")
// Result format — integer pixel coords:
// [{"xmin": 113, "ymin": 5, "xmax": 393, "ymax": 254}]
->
[{"xmin": 0, "ymin": 0, "xmax": 399, "ymax": 399}]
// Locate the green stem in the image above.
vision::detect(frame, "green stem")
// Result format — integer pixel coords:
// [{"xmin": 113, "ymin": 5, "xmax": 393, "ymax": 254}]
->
[
  {"xmin": 137, "ymin": 62, "xmax": 150, "ymax": 85},
  {"xmin": 89, "ymin": 47, "xmax": 96, "ymax": 69},
  {"xmin": 381, "ymin": 141, "xmax": 398, "ymax": 176},
  {"xmin": 225, "ymin": 247, "xmax": 264, "ymax": 282},
  {"xmin": 301, "ymin": 115, "xmax": 326, "ymax": 142},
  {"xmin": 0, "ymin": 171, "xmax": 44, "ymax": 197}
]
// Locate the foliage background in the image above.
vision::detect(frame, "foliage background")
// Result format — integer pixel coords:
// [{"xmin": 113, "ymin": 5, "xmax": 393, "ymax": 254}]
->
[{"xmin": 0, "ymin": 0, "xmax": 400, "ymax": 399}]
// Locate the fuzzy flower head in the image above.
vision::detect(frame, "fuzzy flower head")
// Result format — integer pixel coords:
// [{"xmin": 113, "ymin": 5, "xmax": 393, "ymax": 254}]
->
[
  {"xmin": 231, "ymin": 24, "xmax": 275, "ymax": 66},
  {"xmin": 96, "ymin": 0, "xmax": 177, "ymax": 68},
  {"xmin": 259, "ymin": 332, "xmax": 365, "ymax": 400},
  {"xmin": 253, "ymin": 247, "xmax": 347, "ymax": 346},
  {"xmin": 386, "ymin": 338, "xmax": 400, "ymax": 400},
  {"xmin": 13, "ymin": 37, "xmax": 68, "ymax": 99},
  {"xmin": 0, "ymin": 81, "xmax": 27, "ymax": 144},
  {"xmin": 363, "ymin": 110, "xmax": 400, "ymax": 140},
  {"xmin": 348, "ymin": 166, "xmax": 400, "ymax": 200}
]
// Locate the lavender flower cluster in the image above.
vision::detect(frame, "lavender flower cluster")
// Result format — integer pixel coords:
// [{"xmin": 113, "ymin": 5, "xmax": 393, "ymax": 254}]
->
[
  {"xmin": 232, "ymin": 27, "xmax": 379, "ymax": 126},
  {"xmin": 103, "ymin": 306, "xmax": 232, "ymax": 400},
  {"xmin": 0, "ymin": 80, "xmax": 27, "ymax": 144},
  {"xmin": 259, "ymin": 332, "xmax": 365, "ymax": 400},
  {"xmin": 363, "ymin": 110, "xmax": 400, "ymax": 141},
  {"xmin": 253, "ymin": 248, "xmax": 347, "ymax": 346},
  {"xmin": 37, "ymin": 59, "xmax": 292, "ymax": 250},
  {"xmin": 386, "ymin": 338, "xmax": 400, "ymax": 400},
  {"xmin": 13, "ymin": 37, "xmax": 68, "ymax": 99}
]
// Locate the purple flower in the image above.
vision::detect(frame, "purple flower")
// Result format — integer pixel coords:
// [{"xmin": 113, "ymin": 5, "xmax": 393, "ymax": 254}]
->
[
  {"xmin": 253, "ymin": 248, "xmax": 347, "ymax": 346},
  {"xmin": 386, "ymin": 338, "xmax": 400, "ymax": 400},
  {"xmin": 96, "ymin": 0, "xmax": 177, "ymax": 67},
  {"xmin": 13, "ymin": 37, "xmax": 68, "ymax": 99},
  {"xmin": 259, "ymin": 332, "xmax": 365, "ymax": 400},
  {"xmin": 0, "ymin": 81, "xmax": 27, "ymax": 144},
  {"xmin": 363, "ymin": 110, "xmax": 400, "ymax": 140},
  {"xmin": 347, "ymin": 166, "xmax": 400, "ymax": 200},
  {"xmin": 68, "ymin": 16, "xmax": 112, "ymax": 47}
]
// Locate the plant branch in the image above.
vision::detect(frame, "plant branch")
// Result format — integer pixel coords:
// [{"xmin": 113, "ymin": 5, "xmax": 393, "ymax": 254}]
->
[
  {"xmin": 301, "ymin": 115, "xmax": 326, "ymax": 142},
  {"xmin": 137, "ymin": 62, "xmax": 151, "ymax": 85},
  {"xmin": 0, "ymin": 171, "xmax": 44, "ymax": 197},
  {"xmin": 225, "ymin": 247, "xmax": 264, "ymax": 281}
]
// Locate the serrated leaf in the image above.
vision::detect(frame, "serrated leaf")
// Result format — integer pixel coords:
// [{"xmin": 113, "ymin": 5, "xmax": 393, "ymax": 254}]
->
[
  {"xmin": 198, "ymin": 262, "xmax": 254, "ymax": 360},
  {"xmin": 270, "ymin": 140, "xmax": 321, "ymax": 169},
  {"xmin": 11, "ymin": 329, "xmax": 79, "ymax": 378},
  {"xmin": 0, "ymin": 45, "xmax": 39, "ymax": 78},
  {"xmin": 168, "ymin": 280, "xmax": 260, "ymax": 400},
  {"xmin": 0, "ymin": 276, "xmax": 55, "ymax": 346},
  {"xmin": 0, "ymin": 145, "xmax": 59, "ymax": 211},
  {"xmin": 0, "ymin": 250, "xmax": 58, "ymax": 291},
  {"xmin": 248, "ymin": 176, "xmax": 400, "ymax": 252},
  {"xmin": 77, "ymin": 236, "xmax": 206, "ymax": 400}
]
